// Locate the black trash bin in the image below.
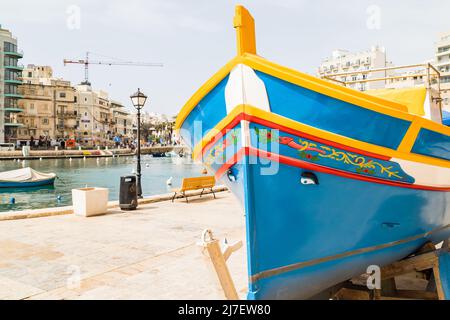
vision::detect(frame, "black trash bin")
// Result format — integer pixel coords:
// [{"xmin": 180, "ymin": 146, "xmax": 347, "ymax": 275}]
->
[{"xmin": 120, "ymin": 176, "xmax": 138, "ymax": 210}]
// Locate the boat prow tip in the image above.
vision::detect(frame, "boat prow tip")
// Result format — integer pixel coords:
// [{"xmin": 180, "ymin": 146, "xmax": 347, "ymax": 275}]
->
[{"xmin": 233, "ymin": 5, "xmax": 257, "ymax": 56}]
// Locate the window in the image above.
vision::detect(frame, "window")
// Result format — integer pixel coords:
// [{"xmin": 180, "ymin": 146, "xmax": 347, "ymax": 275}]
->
[
  {"xmin": 74, "ymin": 96, "xmax": 77, "ymax": 103},
  {"xmin": 28, "ymin": 72, "xmax": 32, "ymax": 77},
  {"xmin": 59, "ymin": 92, "xmax": 66, "ymax": 98},
  {"xmin": 4, "ymin": 98, "xmax": 18, "ymax": 108},
  {"xmin": 42, "ymin": 118, "xmax": 49, "ymax": 125},
  {"xmin": 3, "ymin": 56, "xmax": 18, "ymax": 67},
  {"xmin": 5, "ymin": 69, "xmax": 20, "ymax": 81},
  {"xmin": 30, "ymin": 103, "xmax": 34, "ymax": 110},
  {"xmin": 4, "ymin": 42, "xmax": 18, "ymax": 52},
  {"xmin": 4, "ymin": 84, "xmax": 18, "ymax": 94},
  {"xmin": 84, "ymin": 112, "xmax": 87, "ymax": 116}
]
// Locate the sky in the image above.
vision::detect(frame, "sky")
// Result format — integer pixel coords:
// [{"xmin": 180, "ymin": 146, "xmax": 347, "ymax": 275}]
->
[{"xmin": 1, "ymin": 0, "xmax": 449, "ymax": 116}]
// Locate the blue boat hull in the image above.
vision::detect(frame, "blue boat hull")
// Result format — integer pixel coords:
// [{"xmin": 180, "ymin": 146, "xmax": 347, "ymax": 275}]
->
[
  {"xmin": 176, "ymin": 8, "xmax": 450, "ymax": 298},
  {"xmin": 0, "ymin": 178, "xmax": 56, "ymax": 188},
  {"xmin": 240, "ymin": 152, "xmax": 450, "ymax": 299}
]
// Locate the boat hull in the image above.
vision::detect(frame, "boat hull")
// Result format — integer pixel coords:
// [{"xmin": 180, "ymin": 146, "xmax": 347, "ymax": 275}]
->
[
  {"xmin": 241, "ymin": 152, "xmax": 449, "ymax": 299},
  {"xmin": 176, "ymin": 51, "xmax": 450, "ymax": 299},
  {"xmin": 195, "ymin": 115, "xmax": 450, "ymax": 299},
  {"xmin": 0, "ymin": 177, "xmax": 56, "ymax": 188}
]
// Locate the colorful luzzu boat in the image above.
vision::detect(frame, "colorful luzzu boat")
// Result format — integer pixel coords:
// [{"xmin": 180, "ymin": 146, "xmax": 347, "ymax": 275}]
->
[{"xmin": 175, "ymin": 6, "xmax": 450, "ymax": 299}]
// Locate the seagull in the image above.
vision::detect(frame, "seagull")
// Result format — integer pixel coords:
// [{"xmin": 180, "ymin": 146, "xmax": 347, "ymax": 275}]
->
[{"xmin": 166, "ymin": 177, "xmax": 173, "ymax": 186}]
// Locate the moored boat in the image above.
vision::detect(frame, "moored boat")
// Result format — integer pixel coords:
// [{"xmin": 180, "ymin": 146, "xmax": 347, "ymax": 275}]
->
[
  {"xmin": 0, "ymin": 167, "xmax": 56, "ymax": 188},
  {"xmin": 175, "ymin": 6, "xmax": 450, "ymax": 299}
]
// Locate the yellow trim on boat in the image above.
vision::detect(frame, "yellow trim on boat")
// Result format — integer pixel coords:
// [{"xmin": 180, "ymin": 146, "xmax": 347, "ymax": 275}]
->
[
  {"xmin": 174, "ymin": 55, "xmax": 244, "ymax": 130},
  {"xmin": 176, "ymin": 53, "xmax": 449, "ymax": 136},
  {"xmin": 174, "ymin": 54, "xmax": 413, "ymax": 131},
  {"xmin": 397, "ymin": 121, "xmax": 422, "ymax": 153},
  {"xmin": 192, "ymin": 105, "xmax": 450, "ymax": 168},
  {"xmin": 234, "ymin": 5, "xmax": 257, "ymax": 56},
  {"xmin": 191, "ymin": 105, "xmax": 245, "ymax": 158},
  {"xmin": 242, "ymin": 54, "xmax": 412, "ymax": 117}
]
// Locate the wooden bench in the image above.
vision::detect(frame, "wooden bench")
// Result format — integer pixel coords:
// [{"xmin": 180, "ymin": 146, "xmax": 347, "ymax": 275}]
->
[{"xmin": 172, "ymin": 176, "xmax": 216, "ymax": 203}]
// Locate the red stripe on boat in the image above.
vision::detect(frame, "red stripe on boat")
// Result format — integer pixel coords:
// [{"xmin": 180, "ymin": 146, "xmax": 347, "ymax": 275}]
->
[
  {"xmin": 199, "ymin": 112, "xmax": 391, "ymax": 161},
  {"xmin": 214, "ymin": 147, "xmax": 450, "ymax": 192}
]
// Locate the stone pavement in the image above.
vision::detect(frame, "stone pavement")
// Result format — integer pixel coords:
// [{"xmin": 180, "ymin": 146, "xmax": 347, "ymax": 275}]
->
[{"xmin": 0, "ymin": 191, "xmax": 247, "ymax": 300}]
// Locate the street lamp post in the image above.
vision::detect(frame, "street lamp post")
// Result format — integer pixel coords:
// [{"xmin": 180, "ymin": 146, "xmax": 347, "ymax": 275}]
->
[{"xmin": 130, "ymin": 88, "xmax": 147, "ymax": 199}]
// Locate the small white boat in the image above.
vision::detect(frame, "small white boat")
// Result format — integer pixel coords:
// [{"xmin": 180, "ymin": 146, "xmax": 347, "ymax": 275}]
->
[{"xmin": 0, "ymin": 167, "xmax": 56, "ymax": 188}]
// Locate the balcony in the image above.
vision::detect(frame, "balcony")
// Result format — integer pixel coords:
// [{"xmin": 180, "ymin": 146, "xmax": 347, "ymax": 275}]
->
[
  {"xmin": 56, "ymin": 111, "xmax": 78, "ymax": 118},
  {"xmin": 3, "ymin": 64, "xmax": 24, "ymax": 71},
  {"xmin": 57, "ymin": 124, "xmax": 77, "ymax": 130},
  {"xmin": 3, "ymin": 120, "xmax": 23, "ymax": 127},
  {"xmin": 3, "ymin": 106, "xmax": 24, "ymax": 113},
  {"xmin": 4, "ymin": 78, "xmax": 22, "ymax": 85},
  {"xmin": 3, "ymin": 49, "xmax": 24, "ymax": 58},
  {"xmin": 4, "ymin": 92, "xmax": 24, "ymax": 99}
]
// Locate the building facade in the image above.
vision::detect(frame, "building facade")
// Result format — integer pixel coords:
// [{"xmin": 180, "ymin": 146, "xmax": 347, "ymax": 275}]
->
[
  {"xmin": 318, "ymin": 46, "xmax": 390, "ymax": 91},
  {"xmin": 74, "ymin": 84, "xmax": 110, "ymax": 146},
  {"xmin": 435, "ymin": 32, "xmax": 450, "ymax": 111},
  {"xmin": 17, "ymin": 65, "xmax": 77, "ymax": 144},
  {"xmin": 0, "ymin": 25, "xmax": 23, "ymax": 143},
  {"xmin": 16, "ymin": 65, "xmax": 136, "ymax": 147},
  {"xmin": 110, "ymin": 100, "xmax": 133, "ymax": 137}
]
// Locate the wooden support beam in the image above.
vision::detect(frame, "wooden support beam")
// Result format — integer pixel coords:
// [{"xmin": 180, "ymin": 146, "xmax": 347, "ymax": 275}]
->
[
  {"xmin": 199, "ymin": 229, "xmax": 241, "ymax": 300},
  {"xmin": 334, "ymin": 288, "xmax": 370, "ymax": 300},
  {"xmin": 385, "ymin": 290, "xmax": 438, "ymax": 300},
  {"xmin": 381, "ymin": 251, "xmax": 438, "ymax": 280},
  {"xmin": 381, "ymin": 278, "xmax": 397, "ymax": 297},
  {"xmin": 223, "ymin": 240, "xmax": 243, "ymax": 262},
  {"xmin": 433, "ymin": 263, "xmax": 446, "ymax": 300},
  {"xmin": 443, "ymin": 239, "xmax": 449, "ymax": 251}
]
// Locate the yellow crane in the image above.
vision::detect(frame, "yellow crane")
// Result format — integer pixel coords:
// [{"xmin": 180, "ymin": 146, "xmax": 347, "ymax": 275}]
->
[{"xmin": 63, "ymin": 51, "xmax": 163, "ymax": 85}]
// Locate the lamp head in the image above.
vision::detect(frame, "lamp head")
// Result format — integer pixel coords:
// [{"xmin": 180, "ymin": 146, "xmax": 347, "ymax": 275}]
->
[{"xmin": 130, "ymin": 88, "xmax": 147, "ymax": 110}]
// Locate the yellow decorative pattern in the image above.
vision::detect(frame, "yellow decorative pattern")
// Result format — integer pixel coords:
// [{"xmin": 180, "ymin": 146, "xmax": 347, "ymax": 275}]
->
[{"xmin": 318, "ymin": 146, "xmax": 403, "ymax": 179}]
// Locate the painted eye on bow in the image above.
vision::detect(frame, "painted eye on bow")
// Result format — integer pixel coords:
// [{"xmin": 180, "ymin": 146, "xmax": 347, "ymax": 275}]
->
[
  {"xmin": 227, "ymin": 168, "xmax": 237, "ymax": 182},
  {"xmin": 300, "ymin": 172, "xmax": 319, "ymax": 185}
]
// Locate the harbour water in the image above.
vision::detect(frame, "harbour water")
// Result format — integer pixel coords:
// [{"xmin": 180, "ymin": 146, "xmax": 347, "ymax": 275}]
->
[{"xmin": 0, "ymin": 155, "xmax": 202, "ymax": 212}]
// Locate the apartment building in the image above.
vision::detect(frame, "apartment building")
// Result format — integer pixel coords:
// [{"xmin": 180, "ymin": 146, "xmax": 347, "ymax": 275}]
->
[
  {"xmin": 17, "ymin": 65, "xmax": 77, "ymax": 143},
  {"xmin": 74, "ymin": 84, "xmax": 118, "ymax": 146},
  {"xmin": 110, "ymin": 100, "xmax": 133, "ymax": 137},
  {"xmin": 435, "ymin": 32, "xmax": 450, "ymax": 111},
  {"xmin": 318, "ymin": 46, "xmax": 390, "ymax": 91},
  {"xmin": 0, "ymin": 24, "xmax": 23, "ymax": 143}
]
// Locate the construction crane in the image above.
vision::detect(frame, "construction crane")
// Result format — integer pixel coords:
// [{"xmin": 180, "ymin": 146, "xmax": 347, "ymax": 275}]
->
[{"xmin": 63, "ymin": 52, "xmax": 163, "ymax": 85}]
